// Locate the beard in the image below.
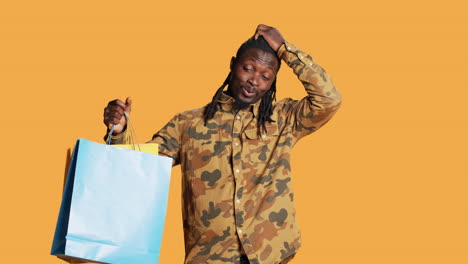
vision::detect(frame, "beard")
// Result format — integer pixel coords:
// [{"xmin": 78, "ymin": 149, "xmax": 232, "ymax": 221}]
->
[
  {"xmin": 226, "ymin": 86, "xmax": 253, "ymax": 111},
  {"xmin": 232, "ymin": 99, "xmax": 251, "ymax": 111}
]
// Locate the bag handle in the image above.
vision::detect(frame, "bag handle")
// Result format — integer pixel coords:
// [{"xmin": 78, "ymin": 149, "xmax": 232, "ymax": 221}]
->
[{"xmin": 107, "ymin": 112, "xmax": 141, "ymax": 152}]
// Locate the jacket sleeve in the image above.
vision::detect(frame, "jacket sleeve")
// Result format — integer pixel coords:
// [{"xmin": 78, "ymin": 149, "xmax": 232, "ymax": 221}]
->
[
  {"xmin": 148, "ymin": 114, "xmax": 182, "ymax": 166},
  {"xmin": 104, "ymin": 114, "xmax": 182, "ymax": 166},
  {"xmin": 278, "ymin": 41, "xmax": 342, "ymax": 140}
]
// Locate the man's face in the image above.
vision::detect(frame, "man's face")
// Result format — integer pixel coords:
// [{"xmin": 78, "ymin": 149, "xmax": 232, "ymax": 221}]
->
[{"xmin": 228, "ymin": 48, "xmax": 279, "ymax": 105}]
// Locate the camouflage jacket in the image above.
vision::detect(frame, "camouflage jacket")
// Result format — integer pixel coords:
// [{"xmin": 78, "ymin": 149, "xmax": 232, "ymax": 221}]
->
[{"xmin": 109, "ymin": 41, "xmax": 342, "ymax": 264}]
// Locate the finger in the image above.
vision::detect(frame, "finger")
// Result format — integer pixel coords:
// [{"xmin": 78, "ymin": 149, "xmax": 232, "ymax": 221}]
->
[
  {"xmin": 108, "ymin": 111, "xmax": 124, "ymax": 121},
  {"xmin": 104, "ymin": 112, "xmax": 124, "ymax": 125},
  {"xmin": 105, "ymin": 102, "xmax": 126, "ymax": 119},
  {"xmin": 104, "ymin": 116, "xmax": 120, "ymax": 129},
  {"xmin": 254, "ymin": 29, "xmax": 264, "ymax": 40},
  {"xmin": 103, "ymin": 108, "xmax": 123, "ymax": 123},
  {"xmin": 259, "ymin": 24, "xmax": 275, "ymax": 33},
  {"xmin": 105, "ymin": 118, "xmax": 121, "ymax": 130},
  {"xmin": 254, "ymin": 24, "xmax": 263, "ymax": 39},
  {"xmin": 111, "ymin": 117, "xmax": 122, "ymax": 125},
  {"xmin": 255, "ymin": 25, "xmax": 271, "ymax": 40},
  {"xmin": 108, "ymin": 99, "xmax": 127, "ymax": 109},
  {"xmin": 105, "ymin": 117, "xmax": 122, "ymax": 129},
  {"xmin": 105, "ymin": 105, "xmax": 125, "ymax": 116},
  {"xmin": 125, "ymin": 97, "xmax": 132, "ymax": 113},
  {"xmin": 257, "ymin": 24, "xmax": 271, "ymax": 33}
]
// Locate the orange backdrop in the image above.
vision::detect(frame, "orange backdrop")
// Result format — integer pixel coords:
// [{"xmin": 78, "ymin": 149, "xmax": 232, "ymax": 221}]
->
[{"xmin": 1, "ymin": 0, "xmax": 467, "ymax": 263}]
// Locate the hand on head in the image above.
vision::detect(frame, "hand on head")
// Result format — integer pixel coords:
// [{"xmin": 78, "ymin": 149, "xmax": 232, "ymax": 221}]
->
[{"xmin": 253, "ymin": 24, "xmax": 285, "ymax": 52}]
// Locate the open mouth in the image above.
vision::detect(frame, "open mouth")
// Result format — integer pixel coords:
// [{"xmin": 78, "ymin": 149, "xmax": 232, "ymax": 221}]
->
[{"xmin": 241, "ymin": 87, "xmax": 256, "ymax": 98}]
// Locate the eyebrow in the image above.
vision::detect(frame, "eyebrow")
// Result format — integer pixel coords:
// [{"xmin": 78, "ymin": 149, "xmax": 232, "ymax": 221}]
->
[{"xmin": 246, "ymin": 58, "xmax": 277, "ymax": 71}]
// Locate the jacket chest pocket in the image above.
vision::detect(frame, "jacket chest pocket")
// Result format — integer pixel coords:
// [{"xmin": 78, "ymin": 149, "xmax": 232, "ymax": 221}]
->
[
  {"xmin": 240, "ymin": 126, "xmax": 280, "ymax": 163},
  {"xmin": 242, "ymin": 125, "xmax": 280, "ymax": 140}
]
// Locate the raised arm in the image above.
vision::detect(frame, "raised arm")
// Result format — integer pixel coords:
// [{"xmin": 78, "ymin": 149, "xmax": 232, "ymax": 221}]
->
[{"xmin": 256, "ymin": 24, "xmax": 342, "ymax": 139}]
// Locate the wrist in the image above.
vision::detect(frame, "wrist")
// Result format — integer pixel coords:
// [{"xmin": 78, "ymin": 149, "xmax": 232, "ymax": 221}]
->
[{"xmin": 276, "ymin": 42, "xmax": 287, "ymax": 59}]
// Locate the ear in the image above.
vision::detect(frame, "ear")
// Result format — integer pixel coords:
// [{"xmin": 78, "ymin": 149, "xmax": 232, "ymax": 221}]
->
[{"xmin": 230, "ymin": 56, "xmax": 236, "ymax": 70}]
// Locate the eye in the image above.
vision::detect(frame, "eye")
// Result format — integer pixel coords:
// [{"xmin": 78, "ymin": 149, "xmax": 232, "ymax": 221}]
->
[
  {"xmin": 243, "ymin": 66, "xmax": 252, "ymax": 72},
  {"xmin": 262, "ymin": 75, "xmax": 271, "ymax": 81}
]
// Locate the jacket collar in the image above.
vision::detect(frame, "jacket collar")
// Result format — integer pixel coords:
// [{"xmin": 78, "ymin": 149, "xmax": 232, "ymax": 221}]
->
[{"xmin": 217, "ymin": 92, "xmax": 261, "ymax": 117}]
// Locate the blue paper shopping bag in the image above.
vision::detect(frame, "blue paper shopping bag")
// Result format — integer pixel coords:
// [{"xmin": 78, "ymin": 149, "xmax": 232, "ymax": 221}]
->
[{"xmin": 51, "ymin": 138, "xmax": 172, "ymax": 264}]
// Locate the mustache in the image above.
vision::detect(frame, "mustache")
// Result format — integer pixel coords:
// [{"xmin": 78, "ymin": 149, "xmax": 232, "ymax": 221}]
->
[{"xmin": 240, "ymin": 85, "xmax": 255, "ymax": 93}]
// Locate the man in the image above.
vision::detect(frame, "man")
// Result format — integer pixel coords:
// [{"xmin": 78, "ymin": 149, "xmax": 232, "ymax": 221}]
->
[{"xmin": 104, "ymin": 24, "xmax": 341, "ymax": 264}]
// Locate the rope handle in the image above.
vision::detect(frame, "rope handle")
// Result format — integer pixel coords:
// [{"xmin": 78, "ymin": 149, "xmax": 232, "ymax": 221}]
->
[{"xmin": 107, "ymin": 112, "xmax": 141, "ymax": 152}]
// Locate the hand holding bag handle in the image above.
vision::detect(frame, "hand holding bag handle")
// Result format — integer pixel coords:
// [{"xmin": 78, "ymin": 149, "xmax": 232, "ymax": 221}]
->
[{"xmin": 107, "ymin": 112, "xmax": 141, "ymax": 152}]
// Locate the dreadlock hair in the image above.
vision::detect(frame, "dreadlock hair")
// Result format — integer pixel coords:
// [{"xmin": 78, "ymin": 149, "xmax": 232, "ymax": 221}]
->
[
  {"xmin": 203, "ymin": 72, "xmax": 231, "ymax": 125},
  {"xmin": 203, "ymin": 36, "xmax": 281, "ymax": 133}
]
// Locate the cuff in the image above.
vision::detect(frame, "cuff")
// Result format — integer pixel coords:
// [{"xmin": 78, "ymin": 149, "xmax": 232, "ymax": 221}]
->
[
  {"xmin": 277, "ymin": 42, "xmax": 287, "ymax": 59},
  {"xmin": 104, "ymin": 128, "xmax": 127, "ymax": 144},
  {"xmin": 279, "ymin": 41, "xmax": 319, "ymax": 71}
]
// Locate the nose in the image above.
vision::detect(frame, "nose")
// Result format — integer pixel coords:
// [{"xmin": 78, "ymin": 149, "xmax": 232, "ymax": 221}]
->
[{"xmin": 247, "ymin": 73, "xmax": 260, "ymax": 86}]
